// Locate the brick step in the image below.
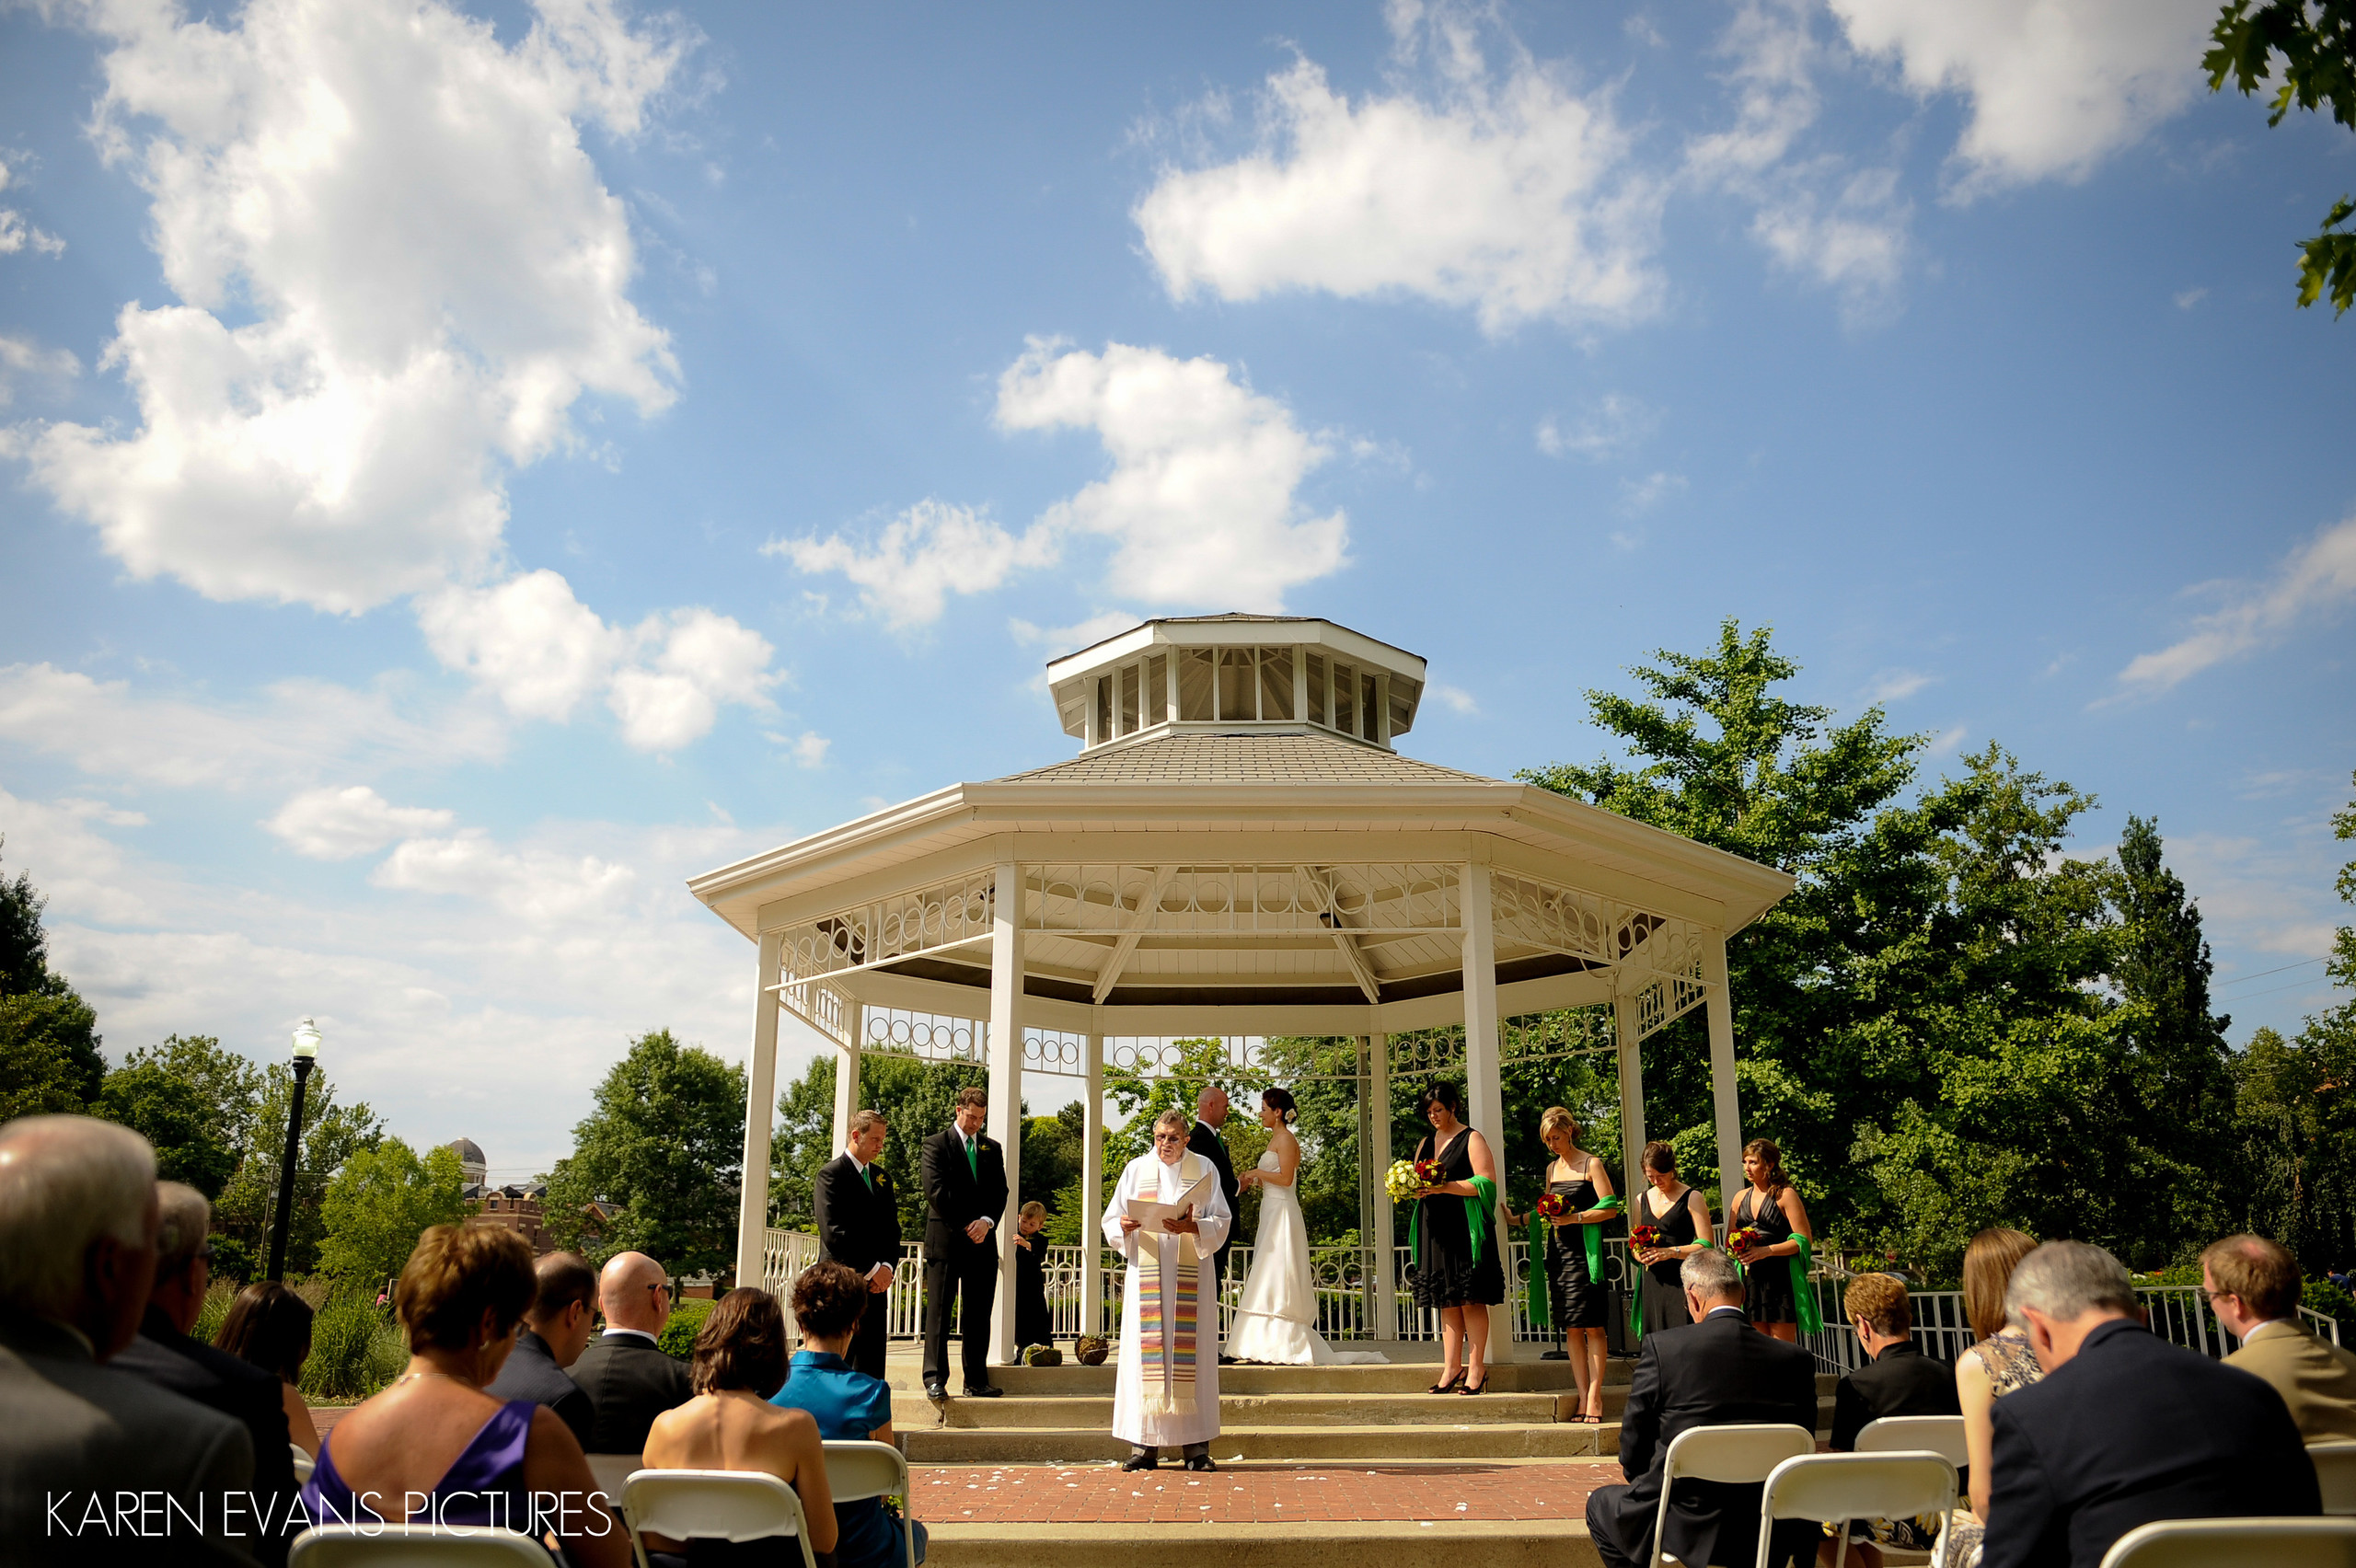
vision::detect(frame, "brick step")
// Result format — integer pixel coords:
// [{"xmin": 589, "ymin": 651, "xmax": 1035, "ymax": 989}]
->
[
  {"xmin": 933, "ymin": 1391, "xmax": 1573, "ymax": 1428},
  {"xmin": 926, "ymin": 1521, "xmax": 1606, "ymax": 1568},
  {"xmin": 907, "ymin": 1422, "xmax": 1624, "ymax": 1464},
  {"xmin": 892, "ymin": 1360, "xmax": 1840, "ymax": 1401}
]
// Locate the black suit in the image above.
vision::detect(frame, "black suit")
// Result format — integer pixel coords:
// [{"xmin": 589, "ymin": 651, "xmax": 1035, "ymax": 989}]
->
[
  {"xmin": 484, "ymin": 1327, "xmax": 595, "ymax": 1450},
  {"xmin": 113, "ymin": 1305, "xmax": 300, "ymax": 1565},
  {"xmin": 920, "ymin": 1124, "xmax": 1009, "ymax": 1391},
  {"xmin": 1830, "ymin": 1340, "xmax": 1961, "ymax": 1452},
  {"xmin": 1186, "ymin": 1120, "xmax": 1242, "ymax": 1300},
  {"xmin": 1586, "ymin": 1307, "xmax": 1822, "ymax": 1568},
  {"xmin": 1984, "ymin": 1318, "xmax": 2318, "ymax": 1568},
  {"xmin": 815, "ymin": 1152, "xmax": 903, "ymax": 1378},
  {"xmin": 568, "ymin": 1330, "xmax": 692, "ymax": 1454}
]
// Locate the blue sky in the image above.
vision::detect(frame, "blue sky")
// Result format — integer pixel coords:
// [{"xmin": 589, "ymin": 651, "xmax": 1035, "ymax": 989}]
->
[{"xmin": 0, "ymin": 0, "xmax": 2350, "ymax": 1181}]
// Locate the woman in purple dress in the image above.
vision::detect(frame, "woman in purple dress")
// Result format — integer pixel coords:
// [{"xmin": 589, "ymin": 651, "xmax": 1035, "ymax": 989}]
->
[{"xmin": 301, "ymin": 1224, "xmax": 624, "ymax": 1565}]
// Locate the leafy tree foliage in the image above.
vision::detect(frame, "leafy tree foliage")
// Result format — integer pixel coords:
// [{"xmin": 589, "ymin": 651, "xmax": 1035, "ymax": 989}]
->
[
  {"xmin": 0, "ymin": 843, "xmax": 106, "ymax": 1116},
  {"xmin": 212, "ymin": 1063, "xmax": 385, "ymax": 1276},
  {"xmin": 318, "ymin": 1138, "xmax": 473, "ymax": 1287},
  {"xmin": 767, "ymin": 1047, "xmax": 999, "ymax": 1242},
  {"xmin": 2207, "ymin": 0, "xmax": 2356, "ymax": 314},
  {"xmin": 545, "ymin": 1030, "xmax": 745, "ymax": 1284},
  {"xmin": 96, "ymin": 1035, "xmax": 264, "ymax": 1198}
]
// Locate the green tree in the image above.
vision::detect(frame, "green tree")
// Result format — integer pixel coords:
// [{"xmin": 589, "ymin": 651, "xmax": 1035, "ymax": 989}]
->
[
  {"xmin": 2207, "ymin": 0, "xmax": 2356, "ymax": 314},
  {"xmin": 318, "ymin": 1138, "xmax": 474, "ymax": 1287},
  {"xmin": 766, "ymin": 1047, "xmax": 997, "ymax": 1243},
  {"xmin": 0, "ymin": 842, "xmax": 105, "ymax": 1115},
  {"xmin": 96, "ymin": 1035, "xmax": 265, "ymax": 1199},
  {"xmin": 545, "ymin": 1030, "xmax": 745, "ymax": 1284},
  {"xmin": 212, "ymin": 1064, "xmax": 385, "ymax": 1276}
]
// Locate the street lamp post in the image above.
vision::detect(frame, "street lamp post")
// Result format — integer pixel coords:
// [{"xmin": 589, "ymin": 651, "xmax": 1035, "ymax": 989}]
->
[{"xmin": 266, "ymin": 1018, "xmax": 322, "ymax": 1281}]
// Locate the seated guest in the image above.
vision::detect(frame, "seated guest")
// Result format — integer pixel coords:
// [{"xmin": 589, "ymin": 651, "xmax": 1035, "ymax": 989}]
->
[
  {"xmin": 300, "ymin": 1223, "xmax": 625, "ymax": 1567},
  {"xmin": 1585, "ymin": 1247, "xmax": 1820, "ymax": 1568},
  {"xmin": 0, "ymin": 1115, "xmax": 256, "ymax": 1563},
  {"xmin": 2208, "ymin": 1233, "xmax": 2356, "ymax": 1443},
  {"xmin": 1821, "ymin": 1272, "xmax": 1961, "ymax": 1568},
  {"xmin": 112, "ymin": 1182, "xmax": 301, "ymax": 1565},
  {"xmin": 571, "ymin": 1249, "xmax": 694, "ymax": 1453},
  {"xmin": 217, "ymin": 1281, "xmax": 321, "ymax": 1458},
  {"xmin": 1946, "ymin": 1228, "xmax": 2041, "ymax": 1568},
  {"xmin": 643, "ymin": 1286, "xmax": 838, "ymax": 1566},
  {"xmin": 486, "ymin": 1251, "xmax": 598, "ymax": 1448},
  {"xmin": 1983, "ymin": 1240, "xmax": 2318, "ymax": 1568},
  {"xmin": 775, "ymin": 1262, "xmax": 930, "ymax": 1568}
]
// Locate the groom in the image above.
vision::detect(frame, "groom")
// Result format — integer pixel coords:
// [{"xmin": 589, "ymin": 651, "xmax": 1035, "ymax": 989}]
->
[{"xmin": 1186, "ymin": 1085, "xmax": 1242, "ymax": 1365}]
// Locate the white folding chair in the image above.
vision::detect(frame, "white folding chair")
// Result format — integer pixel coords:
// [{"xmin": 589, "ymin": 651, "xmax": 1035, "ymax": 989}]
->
[
  {"xmin": 288, "ymin": 1525, "xmax": 553, "ymax": 1565},
  {"xmin": 2313, "ymin": 1441, "xmax": 2356, "ymax": 1516},
  {"xmin": 291, "ymin": 1441, "xmax": 318, "ymax": 1483},
  {"xmin": 622, "ymin": 1469, "xmax": 818, "ymax": 1568},
  {"xmin": 1755, "ymin": 1451, "xmax": 1958, "ymax": 1568},
  {"xmin": 1856, "ymin": 1414, "xmax": 1969, "ymax": 1560},
  {"xmin": 2098, "ymin": 1516, "xmax": 2356, "ymax": 1568},
  {"xmin": 1646, "ymin": 1423, "xmax": 1818, "ymax": 1568},
  {"xmin": 824, "ymin": 1439, "xmax": 917, "ymax": 1568}
]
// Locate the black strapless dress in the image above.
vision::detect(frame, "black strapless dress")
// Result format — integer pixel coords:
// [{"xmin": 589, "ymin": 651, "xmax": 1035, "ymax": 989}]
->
[
  {"xmin": 1411, "ymin": 1127, "xmax": 1505, "ymax": 1309},
  {"xmin": 1542, "ymin": 1174, "xmax": 1607, "ymax": 1329}
]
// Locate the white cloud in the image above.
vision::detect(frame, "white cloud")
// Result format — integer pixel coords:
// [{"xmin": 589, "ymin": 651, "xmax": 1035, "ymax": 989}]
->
[
  {"xmin": 995, "ymin": 340, "xmax": 1348, "ymax": 609},
  {"xmin": 1133, "ymin": 8, "xmax": 1663, "ymax": 334},
  {"xmin": 1688, "ymin": 3, "xmax": 1911, "ymax": 317},
  {"xmin": 421, "ymin": 571, "xmax": 778, "ymax": 751},
  {"xmin": 783, "ymin": 341, "xmax": 1348, "ymax": 624},
  {"xmin": 0, "ymin": 334, "xmax": 79, "ymax": 409},
  {"xmin": 788, "ymin": 732, "xmax": 830, "ymax": 769},
  {"xmin": 16, "ymin": 0, "xmax": 687, "ymax": 614},
  {"xmin": 0, "ymin": 662, "xmax": 505, "ymax": 791},
  {"xmin": 775, "ymin": 501, "xmax": 1053, "ymax": 630},
  {"xmin": 1865, "ymin": 667, "xmax": 1935, "ymax": 702},
  {"xmin": 2117, "ymin": 514, "xmax": 2356, "ymax": 694},
  {"xmin": 1619, "ymin": 471, "xmax": 1688, "ymax": 513},
  {"xmin": 0, "ymin": 156, "xmax": 65, "ymax": 259},
  {"xmin": 1825, "ymin": 0, "xmax": 2216, "ymax": 197},
  {"xmin": 1928, "ymin": 723, "xmax": 1969, "ymax": 755},
  {"xmin": 2175, "ymin": 286, "xmax": 2208, "ymax": 309},
  {"xmin": 1536, "ymin": 394, "xmax": 1657, "ymax": 461},
  {"xmin": 1009, "ymin": 611, "xmax": 1147, "ymax": 651},
  {"xmin": 265, "ymin": 786, "xmax": 456, "ymax": 860},
  {"xmin": 372, "ymin": 831, "xmax": 637, "ymax": 925},
  {"xmin": 1430, "ymin": 684, "xmax": 1480, "ymax": 715}
]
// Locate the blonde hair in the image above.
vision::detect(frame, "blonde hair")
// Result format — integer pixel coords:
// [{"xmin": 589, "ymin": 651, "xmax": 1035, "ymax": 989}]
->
[
  {"xmin": 1019, "ymin": 1200, "xmax": 1046, "ymax": 1223},
  {"xmin": 1539, "ymin": 1107, "xmax": 1577, "ymax": 1145},
  {"xmin": 394, "ymin": 1223, "xmax": 537, "ymax": 1353}
]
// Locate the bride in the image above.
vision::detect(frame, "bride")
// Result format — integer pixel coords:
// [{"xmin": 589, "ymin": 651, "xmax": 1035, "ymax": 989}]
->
[{"xmin": 1226, "ymin": 1089, "xmax": 1387, "ymax": 1366}]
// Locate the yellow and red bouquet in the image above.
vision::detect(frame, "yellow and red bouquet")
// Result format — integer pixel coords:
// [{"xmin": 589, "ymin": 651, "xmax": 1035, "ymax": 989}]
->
[
  {"xmin": 1533, "ymin": 1192, "xmax": 1571, "ymax": 1219},
  {"xmin": 1727, "ymin": 1225, "xmax": 1765, "ymax": 1256},
  {"xmin": 1628, "ymin": 1223, "xmax": 1662, "ymax": 1250}
]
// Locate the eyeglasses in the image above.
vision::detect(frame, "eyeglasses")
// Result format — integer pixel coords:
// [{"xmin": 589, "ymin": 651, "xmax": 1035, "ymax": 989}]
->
[{"xmin": 1152, "ymin": 1132, "xmax": 1187, "ymax": 1145}]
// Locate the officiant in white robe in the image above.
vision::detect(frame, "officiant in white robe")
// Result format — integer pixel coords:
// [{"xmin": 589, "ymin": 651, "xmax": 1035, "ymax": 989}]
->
[{"xmin": 1103, "ymin": 1108, "xmax": 1233, "ymax": 1470}]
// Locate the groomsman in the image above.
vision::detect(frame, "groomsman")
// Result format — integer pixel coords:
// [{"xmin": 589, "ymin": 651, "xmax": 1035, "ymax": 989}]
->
[
  {"xmin": 1187, "ymin": 1086, "xmax": 1242, "ymax": 1363},
  {"xmin": 814, "ymin": 1108, "xmax": 902, "ymax": 1379},
  {"xmin": 920, "ymin": 1087, "xmax": 1009, "ymax": 1401}
]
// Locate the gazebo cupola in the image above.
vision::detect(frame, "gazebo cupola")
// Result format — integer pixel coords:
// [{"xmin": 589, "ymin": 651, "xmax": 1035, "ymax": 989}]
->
[
  {"xmin": 1049, "ymin": 615, "xmax": 1426, "ymax": 752},
  {"xmin": 693, "ymin": 613, "xmax": 1795, "ymax": 1361}
]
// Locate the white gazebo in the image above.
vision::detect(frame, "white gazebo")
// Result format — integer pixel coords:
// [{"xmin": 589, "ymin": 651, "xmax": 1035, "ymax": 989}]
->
[{"xmin": 688, "ymin": 615, "xmax": 1794, "ymax": 1362}]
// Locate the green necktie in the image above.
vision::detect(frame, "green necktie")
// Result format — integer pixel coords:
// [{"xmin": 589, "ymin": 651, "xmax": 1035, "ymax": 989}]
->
[
  {"xmin": 861, "ymin": 1163, "xmax": 874, "ymax": 1192},
  {"xmin": 965, "ymin": 1136, "xmax": 979, "ymax": 1179}
]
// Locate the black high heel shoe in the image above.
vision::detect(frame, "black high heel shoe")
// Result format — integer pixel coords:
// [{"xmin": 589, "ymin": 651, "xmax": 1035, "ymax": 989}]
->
[
  {"xmin": 1427, "ymin": 1371, "xmax": 1466, "ymax": 1394},
  {"xmin": 1459, "ymin": 1370, "xmax": 1489, "ymax": 1395}
]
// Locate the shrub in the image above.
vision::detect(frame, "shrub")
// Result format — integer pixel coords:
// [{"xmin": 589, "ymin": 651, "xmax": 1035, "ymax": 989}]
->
[
  {"xmin": 302, "ymin": 1290, "xmax": 404, "ymax": 1401},
  {"xmin": 191, "ymin": 1280, "xmax": 237, "ymax": 1348},
  {"xmin": 209, "ymin": 1236, "xmax": 254, "ymax": 1286},
  {"xmin": 658, "ymin": 1297, "xmax": 716, "ymax": 1359}
]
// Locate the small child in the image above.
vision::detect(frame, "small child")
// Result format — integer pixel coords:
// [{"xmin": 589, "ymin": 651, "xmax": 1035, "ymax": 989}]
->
[{"xmin": 1012, "ymin": 1200, "xmax": 1054, "ymax": 1351}]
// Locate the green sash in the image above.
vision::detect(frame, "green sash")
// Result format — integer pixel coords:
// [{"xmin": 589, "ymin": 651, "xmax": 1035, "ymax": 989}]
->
[
  {"xmin": 1790, "ymin": 1235, "xmax": 1822, "ymax": 1333},
  {"xmin": 1409, "ymin": 1174, "xmax": 1499, "ymax": 1268},
  {"xmin": 1580, "ymin": 1195, "xmax": 1625, "ymax": 1282}
]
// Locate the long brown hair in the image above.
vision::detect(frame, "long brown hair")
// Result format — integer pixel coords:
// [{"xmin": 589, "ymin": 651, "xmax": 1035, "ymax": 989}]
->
[
  {"xmin": 1741, "ymin": 1137, "xmax": 1788, "ymax": 1203},
  {"xmin": 1962, "ymin": 1228, "xmax": 2038, "ymax": 1342},
  {"xmin": 217, "ymin": 1281, "xmax": 314, "ymax": 1384},
  {"xmin": 693, "ymin": 1287, "xmax": 791, "ymax": 1398}
]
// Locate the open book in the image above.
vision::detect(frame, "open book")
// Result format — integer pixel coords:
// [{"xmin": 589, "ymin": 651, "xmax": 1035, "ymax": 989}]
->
[{"xmin": 1127, "ymin": 1167, "xmax": 1216, "ymax": 1235}]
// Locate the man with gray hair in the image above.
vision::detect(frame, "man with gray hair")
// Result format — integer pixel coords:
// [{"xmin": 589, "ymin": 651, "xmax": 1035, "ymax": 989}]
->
[
  {"xmin": 0, "ymin": 1115, "xmax": 256, "ymax": 1562},
  {"xmin": 1983, "ymin": 1239, "xmax": 2317, "ymax": 1568},
  {"xmin": 114, "ymin": 1182, "xmax": 302, "ymax": 1565},
  {"xmin": 1586, "ymin": 1246, "xmax": 1820, "ymax": 1568}
]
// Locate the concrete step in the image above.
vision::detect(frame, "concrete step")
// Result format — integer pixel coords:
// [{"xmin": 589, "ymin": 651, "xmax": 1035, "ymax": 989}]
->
[
  {"xmin": 933, "ymin": 1390, "xmax": 1575, "ymax": 1428},
  {"xmin": 893, "ymin": 1359, "xmax": 1841, "ymax": 1401},
  {"xmin": 907, "ymin": 1422, "xmax": 1624, "ymax": 1463},
  {"xmin": 927, "ymin": 1521, "xmax": 1604, "ymax": 1568}
]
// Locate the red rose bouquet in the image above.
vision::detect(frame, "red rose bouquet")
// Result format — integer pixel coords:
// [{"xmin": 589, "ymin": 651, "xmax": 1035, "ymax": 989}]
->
[
  {"xmin": 1533, "ymin": 1192, "xmax": 1571, "ymax": 1219},
  {"xmin": 1727, "ymin": 1225, "xmax": 1764, "ymax": 1256},
  {"xmin": 1412, "ymin": 1159, "xmax": 1446, "ymax": 1186},
  {"xmin": 1628, "ymin": 1223, "xmax": 1662, "ymax": 1250}
]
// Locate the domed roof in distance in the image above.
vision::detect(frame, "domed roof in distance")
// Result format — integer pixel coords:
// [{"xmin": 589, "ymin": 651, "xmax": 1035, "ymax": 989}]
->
[{"xmin": 446, "ymin": 1136, "xmax": 486, "ymax": 1164}]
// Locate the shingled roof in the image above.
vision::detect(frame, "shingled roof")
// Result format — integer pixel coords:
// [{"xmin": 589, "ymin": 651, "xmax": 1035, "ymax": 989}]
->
[{"xmin": 987, "ymin": 729, "xmax": 1496, "ymax": 788}]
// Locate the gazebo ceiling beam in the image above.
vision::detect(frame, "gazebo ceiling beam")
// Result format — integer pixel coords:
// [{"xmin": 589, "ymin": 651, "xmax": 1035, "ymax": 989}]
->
[
  {"xmin": 1330, "ymin": 931, "xmax": 1383, "ymax": 1004},
  {"xmin": 1091, "ymin": 865, "xmax": 1177, "ymax": 1003}
]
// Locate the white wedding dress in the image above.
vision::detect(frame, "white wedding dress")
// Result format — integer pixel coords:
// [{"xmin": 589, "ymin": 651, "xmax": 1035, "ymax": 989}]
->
[{"xmin": 1225, "ymin": 1149, "xmax": 1387, "ymax": 1365}]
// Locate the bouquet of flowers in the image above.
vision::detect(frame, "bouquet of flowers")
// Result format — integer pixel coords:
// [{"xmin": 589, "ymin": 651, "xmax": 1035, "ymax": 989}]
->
[
  {"xmin": 1533, "ymin": 1192, "xmax": 1571, "ymax": 1219},
  {"xmin": 1383, "ymin": 1160, "xmax": 1424, "ymax": 1202},
  {"xmin": 1628, "ymin": 1223, "xmax": 1662, "ymax": 1251},
  {"xmin": 1727, "ymin": 1226, "xmax": 1764, "ymax": 1257},
  {"xmin": 1414, "ymin": 1159, "xmax": 1445, "ymax": 1185}
]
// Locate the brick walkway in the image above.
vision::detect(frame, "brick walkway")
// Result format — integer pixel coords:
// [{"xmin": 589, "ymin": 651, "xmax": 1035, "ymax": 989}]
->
[{"xmin": 916, "ymin": 1463, "xmax": 1617, "ymax": 1525}]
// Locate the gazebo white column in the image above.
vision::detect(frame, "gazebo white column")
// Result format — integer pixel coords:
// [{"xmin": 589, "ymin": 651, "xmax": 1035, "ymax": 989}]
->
[
  {"xmin": 1460, "ymin": 861, "xmax": 1517, "ymax": 1363},
  {"xmin": 1611, "ymin": 993, "xmax": 1646, "ymax": 1186},
  {"xmin": 734, "ymin": 929, "xmax": 784, "ymax": 1292},
  {"xmin": 1080, "ymin": 1032, "xmax": 1104, "ymax": 1337},
  {"xmin": 1701, "ymin": 929, "xmax": 1744, "ymax": 1223},
  {"xmin": 1367, "ymin": 1032, "xmax": 1397, "ymax": 1342},
  {"xmin": 986, "ymin": 859, "xmax": 1026, "ymax": 1366},
  {"xmin": 831, "ymin": 1000, "xmax": 864, "ymax": 1157}
]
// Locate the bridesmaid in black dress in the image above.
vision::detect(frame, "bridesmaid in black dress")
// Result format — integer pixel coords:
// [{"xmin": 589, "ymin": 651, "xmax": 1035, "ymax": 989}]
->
[
  {"xmin": 1629, "ymin": 1140, "xmax": 1711, "ymax": 1340},
  {"xmin": 1409, "ymin": 1082, "xmax": 1504, "ymax": 1395},
  {"xmin": 1731, "ymin": 1137, "xmax": 1814, "ymax": 1342},
  {"xmin": 1509, "ymin": 1107, "xmax": 1617, "ymax": 1423}
]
